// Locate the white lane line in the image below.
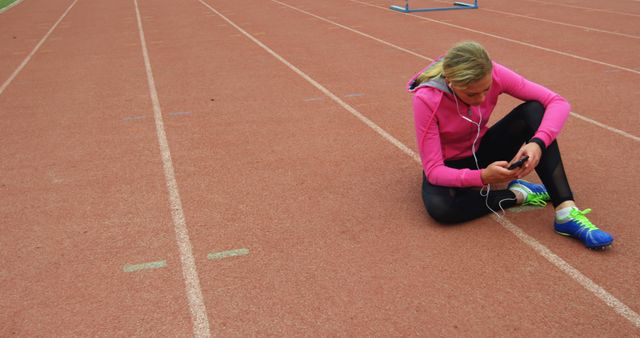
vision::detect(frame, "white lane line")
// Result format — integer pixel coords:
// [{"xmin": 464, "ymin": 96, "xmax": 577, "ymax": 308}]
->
[
  {"xmin": 522, "ymin": 0, "xmax": 640, "ymax": 18},
  {"xmin": 133, "ymin": 1, "xmax": 211, "ymax": 337},
  {"xmin": 350, "ymin": 0, "xmax": 640, "ymax": 75},
  {"xmin": 0, "ymin": 0, "xmax": 78, "ymax": 97},
  {"xmin": 492, "ymin": 215, "xmax": 640, "ymax": 328},
  {"xmin": 272, "ymin": 0, "xmax": 432, "ymax": 62},
  {"xmin": 507, "ymin": 205, "xmax": 541, "ymax": 213},
  {"xmin": 569, "ymin": 112, "xmax": 640, "ymax": 142},
  {"xmin": 197, "ymin": 0, "xmax": 420, "ymax": 164},
  {"xmin": 272, "ymin": 0, "xmax": 640, "ymax": 143},
  {"xmin": 453, "ymin": 3, "xmax": 640, "ymax": 40},
  {"xmin": 197, "ymin": 0, "xmax": 640, "ymax": 328},
  {"xmin": 207, "ymin": 248, "xmax": 250, "ymax": 261},
  {"xmin": 123, "ymin": 260, "xmax": 167, "ymax": 272}
]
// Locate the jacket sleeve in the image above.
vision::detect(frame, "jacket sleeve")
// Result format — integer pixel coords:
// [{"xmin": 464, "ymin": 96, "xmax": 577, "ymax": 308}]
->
[
  {"xmin": 413, "ymin": 93, "xmax": 485, "ymax": 187},
  {"xmin": 494, "ymin": 62, "xmax": 571, "ymax": 147}
]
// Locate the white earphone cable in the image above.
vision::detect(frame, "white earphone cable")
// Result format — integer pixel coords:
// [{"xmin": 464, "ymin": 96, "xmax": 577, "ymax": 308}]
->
[{"xmin": 451, "ymin": 88, "xmax": 515, "ymax": 217}]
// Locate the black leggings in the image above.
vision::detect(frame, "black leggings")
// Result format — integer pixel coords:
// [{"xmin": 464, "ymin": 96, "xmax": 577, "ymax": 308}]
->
[{"xmin": 422, "ymin": 101, "xmax": 574, "ymax": 224}]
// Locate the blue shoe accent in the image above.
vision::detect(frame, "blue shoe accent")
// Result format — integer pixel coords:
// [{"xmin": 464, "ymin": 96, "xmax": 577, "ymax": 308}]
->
[
  {"xmin": 508, "ymin": 179, "xmax": 550, "ymax": 207},
  {"xmin": 554, "ymin": 208, "xmax": 613, "ymax": 249}
]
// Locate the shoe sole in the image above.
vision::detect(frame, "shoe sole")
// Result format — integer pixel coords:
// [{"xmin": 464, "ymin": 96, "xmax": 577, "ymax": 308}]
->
[
  {"xmin": 589, "ymin": 244, "xmax": 612, "ymax": 251},
  {"xmin": 555, "ymin": 231, "xmax": 613, "ymax": 250}
]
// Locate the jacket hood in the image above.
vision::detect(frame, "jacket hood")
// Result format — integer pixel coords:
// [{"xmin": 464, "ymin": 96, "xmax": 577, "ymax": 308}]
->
[
  {"xmin": 408, "ymin": 75, "xmax": 451, "ymax": 95},
  {"xmin": 407, "ymin": 57, "xmax": 452, "ymax": 95}
]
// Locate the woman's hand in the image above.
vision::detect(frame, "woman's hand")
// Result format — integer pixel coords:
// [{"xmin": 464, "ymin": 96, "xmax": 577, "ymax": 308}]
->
[
  {"xmin": 509, "ymin": 142, "xmax": 543, "ymax": 178},
  {"xmin": 481, "ymin": 161, "xmax": 519, "ymax": 185},
  {"xmin": 481, "ymin": 142, "xmax": 544, "ymax": 185}
]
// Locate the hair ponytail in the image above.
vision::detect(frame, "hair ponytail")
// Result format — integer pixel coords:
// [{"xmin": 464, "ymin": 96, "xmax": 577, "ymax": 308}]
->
[
  {"xmin": 415, "ymin": 59, "xmax": 444, "ymax": 85},
  {"xmin": 414, "ymin": 41, "xmax": 492, "ymax": 89}
]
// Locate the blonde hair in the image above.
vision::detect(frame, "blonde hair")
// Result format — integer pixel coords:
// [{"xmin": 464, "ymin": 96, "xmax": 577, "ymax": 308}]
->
[{"xmin": 415, "ymin": 41, "xmax": 492, "ymax": 89}]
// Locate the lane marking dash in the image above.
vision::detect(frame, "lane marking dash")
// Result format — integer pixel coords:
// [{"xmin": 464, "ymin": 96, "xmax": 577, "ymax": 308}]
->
[
  {"xmin": 123, "ymin": 115, "xmax": 145, "ymax": 121},
  {"xmin": 207, "ymin": 248, "xmax": 250, "ymax": 261},
  {"xmin": 169, "ymin": 111, "xmax": 193, "ymax": 117},
  {"xmin": 123, "ymin": 260, "xmax": 167, "ymax": 272}
]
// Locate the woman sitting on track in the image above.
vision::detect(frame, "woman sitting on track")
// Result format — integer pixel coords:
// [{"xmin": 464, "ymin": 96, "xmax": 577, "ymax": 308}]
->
[{"xmin": 409, "ymin": 40, "xmax": 612, "ymax": 250}]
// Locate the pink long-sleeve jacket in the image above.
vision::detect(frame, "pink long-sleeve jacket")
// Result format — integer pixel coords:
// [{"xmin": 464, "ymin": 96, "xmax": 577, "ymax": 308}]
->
[{"xmin": 410, "ymin": 60, "xmax": 571, "ymax": 188}]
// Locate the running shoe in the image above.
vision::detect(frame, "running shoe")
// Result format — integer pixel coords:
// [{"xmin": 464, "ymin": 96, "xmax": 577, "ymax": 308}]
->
[
  {"xmin": 508, "ymin": 179, "xmax": 550, "ymax": 207},
  {"xmin": 554, "ymin": 208, "xmax": 613, "ymax": 250}
]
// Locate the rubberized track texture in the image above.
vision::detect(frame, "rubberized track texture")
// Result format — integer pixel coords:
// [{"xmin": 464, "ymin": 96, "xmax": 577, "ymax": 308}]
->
[{"xmin": 1, "ymin": 0, "xmax": 639, "ymax": 336}]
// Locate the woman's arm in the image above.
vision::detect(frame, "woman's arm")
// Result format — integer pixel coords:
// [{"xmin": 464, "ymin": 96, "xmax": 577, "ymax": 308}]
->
[
  {"xmin": 413, "ymin": 93, "xmax": 486, "ymax": 188},
  {"xmin": 493, "ymin": 62, "xmax": 571, "ymax": 148}
]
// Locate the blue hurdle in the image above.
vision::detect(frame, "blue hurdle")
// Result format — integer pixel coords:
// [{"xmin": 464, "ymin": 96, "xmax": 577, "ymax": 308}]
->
[{"xmin": 390, "ymin": 0, "xmax": 478, "ymax": 13}]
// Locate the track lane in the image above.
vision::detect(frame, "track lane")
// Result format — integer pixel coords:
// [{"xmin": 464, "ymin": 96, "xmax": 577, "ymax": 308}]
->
[
  {"xmin": 416, "ymin": 2, "xmax": 639, "ymax": 69},
  {"xmin": 477, "ymin": 0, "xmax": 640, "ymax": 37},
  {"xmin": 0, "ymin": 0, "xmax": 197, "ymax": 335},
  {"xmin": 0, "ymin": 0, "xmax": 76, "ymax": 94},
  {"xmin": 1, "ymin": 0, "xmax": 638, "ymax": 335},
  {"xmin": 513, "ymin": 0, "xmax": 640, "ymax": 16}
]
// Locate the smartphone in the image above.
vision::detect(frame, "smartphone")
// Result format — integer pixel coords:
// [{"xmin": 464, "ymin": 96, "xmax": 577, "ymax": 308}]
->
[{"xmin": 508, "ymin": 155, "xmax": 529, "ymax": 170}]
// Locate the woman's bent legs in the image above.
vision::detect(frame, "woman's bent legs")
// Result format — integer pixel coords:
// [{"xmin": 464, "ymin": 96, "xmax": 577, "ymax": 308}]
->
[
  {"xmin": 476, "ymin": 101, "xmax": 574, "ymax": 207},
  {"xmin": 421, "ymin": 174, "xmax": 517, "ymax": 224},
  {"xmin": 421, "ymin": 101, "xmax": 575, "ymax": 224}
]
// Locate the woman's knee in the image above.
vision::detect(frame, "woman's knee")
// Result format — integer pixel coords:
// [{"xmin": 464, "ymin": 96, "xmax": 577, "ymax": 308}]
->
[
  {"xmin": 421, "ymin": 175, "xmax": 465, "ymax": 224},
  {"xmin": 521, "ymin": 100, "xmax": 545, "ymax": 125},
  {"xmin": 423, "ymin": 197, "xmax": 463, "ymax": 224},
  {"xmin": 507, "ymin": 100, "xmax": 544, "ymax": 137},
  {"xmin": 523, "ymin": 100, "xmax": 544, "ymax": 112}
]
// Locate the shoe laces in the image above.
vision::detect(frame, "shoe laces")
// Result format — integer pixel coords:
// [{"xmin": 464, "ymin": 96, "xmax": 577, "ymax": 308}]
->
[
  {"xmin": 524, "ymin": 191, "xmax": 550, "ymax": 207},
  {"xmin": 569, "ymin": 208, "xmax": 599, "ymax": 231}
]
